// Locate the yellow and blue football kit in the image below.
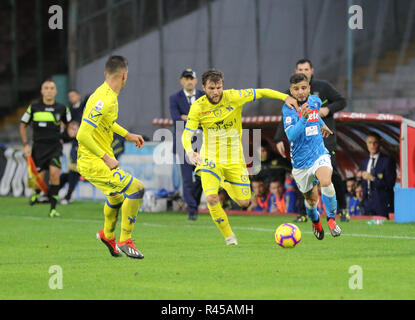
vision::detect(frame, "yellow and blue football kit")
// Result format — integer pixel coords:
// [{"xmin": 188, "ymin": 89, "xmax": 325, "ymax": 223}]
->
[
  {"xmin": 77, "ymin": 81, "xmax": 144, "ymax": 244},
  {"xmin": 182, "ymin": 88, "xmax": 288, "ymax": 200},
  {"xmin": 77, "ymin": 81, "xmax": 134, "ymax": 196},
  {"xmin": 182, "ymin": 88, "xmax": 288, "ymax": 241}
]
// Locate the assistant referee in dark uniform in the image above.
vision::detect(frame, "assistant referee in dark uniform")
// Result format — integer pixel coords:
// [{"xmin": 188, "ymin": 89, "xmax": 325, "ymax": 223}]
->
[{"xmin": 20, "ymin": 79, "xmax": 72, "ymax": 218}]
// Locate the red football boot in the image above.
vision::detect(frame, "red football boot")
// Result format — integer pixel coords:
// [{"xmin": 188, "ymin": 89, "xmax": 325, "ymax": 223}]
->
[
  {"xmin": 327, "ymin": 218, "xmax": 342, "ymax": 237},
  {"xmin": 96, "ymin": 230, "xmax": 122, "ymax": 257},
  {"xmin": 116, "ymin": 238, "xmax": 144, "ymax": 259},
  {"xmin": 312, "ymin": 219, "xmax": 325, "ymax": 240}
]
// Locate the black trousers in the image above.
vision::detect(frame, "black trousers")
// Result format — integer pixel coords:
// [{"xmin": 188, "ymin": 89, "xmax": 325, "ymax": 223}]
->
[
  {"xmin": 60, "ymin": 170, "xmax": 81, "ymax": 201},
  {"xmin": 179, "ymin": 156, "xmax": 203, "ymax": 216}
]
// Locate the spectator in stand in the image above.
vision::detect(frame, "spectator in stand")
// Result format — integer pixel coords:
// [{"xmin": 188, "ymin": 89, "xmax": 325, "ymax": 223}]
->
[
  {"xmin": 254, "ymin": 140, "xmax": 291, "ymax": 184},
  {"xmin": 344, "ymin": 177, "xmax": 356, "ymax": 219},
  {"xmin": 274, "ymin": 59, "xmax": 347, "ymax": 223},
  {"xmin": 111, "ymin": 133, "xmax": 126, "ymax": 159},
  {"xmin": 67, "ymin": 89, "xmax": 90, "ymax": 124},
  {"xmin": 357, "ymin": 133, "xmax": 396, "ymax": 218},
  {"xmin": 248, "ymin": 177, "xmax": 272, "ymax": 212},
  {"xmin": 349, "ymin": 181, "xmax": 364, "ymax": 216},
  {"xmin": 284, "ymin": 172, "xmax": 299, "ymax": 213},
  {"xmin": 269, "ymin": 179, "xmax": 286, "ymax": 213},
  {"xmin": 59, "ymin": 121, "xmax": 81, "ymax": 204}
]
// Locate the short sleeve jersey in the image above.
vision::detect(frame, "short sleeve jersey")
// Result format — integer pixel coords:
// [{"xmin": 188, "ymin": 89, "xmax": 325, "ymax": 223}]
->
[{"xmin": 21, "ymin": 101, "xmax": 71, "ymax": 143}]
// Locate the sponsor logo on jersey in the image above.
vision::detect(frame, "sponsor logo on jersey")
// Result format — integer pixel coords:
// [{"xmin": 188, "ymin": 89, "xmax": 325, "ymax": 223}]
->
[
  {"xmin": 199, "ymin": 111, "xmax": 211, "ymax": 118},
  {"xmin": 305, "ymin": 125, "xmax": 318, "ymax": 136},
  {"xmin": 88, "ymin": 109, "xmax": 103, "ymax": 122},
  {"xmin": 307, "ymin": 109, "xmax": 319, "ymax": 122},
  {"xmin": 213, "ymin": 108, "xmax": 222, "ymax": 117},
  {"xmin": 94, "ymin": 100, "xmax": 104, "ymax": 111}
]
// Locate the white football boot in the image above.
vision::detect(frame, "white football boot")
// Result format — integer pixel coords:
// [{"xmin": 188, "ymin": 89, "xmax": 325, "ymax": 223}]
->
[{"xmin": 225, "ymin": 234, "xmax": 238, "ymax": 246}]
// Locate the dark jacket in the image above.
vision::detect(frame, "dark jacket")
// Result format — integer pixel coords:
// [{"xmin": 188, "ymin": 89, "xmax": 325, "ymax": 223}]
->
[
  {"xmin": 169, "ymin": 89, "xmax": 205, "ymax": 154},
  {"xmin": 360, "ymin": 153, "xmax": 396, "ymax": 217},
  {"xmin": 274, "ymin": 78, "xmax": 346, "ymax": 152},
  {"xmin": 70, "ymin": 93, "xmax": 91, "ymax": 124}
]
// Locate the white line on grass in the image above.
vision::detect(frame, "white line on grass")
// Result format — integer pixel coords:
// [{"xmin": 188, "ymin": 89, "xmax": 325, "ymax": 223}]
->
[
  {"xmin": 2, "ymin": 215, "xmax": 415, "ymax": 240},
  {"xmin": 142, "ymin": 222, "xmax": 415, "ymax": 240}
]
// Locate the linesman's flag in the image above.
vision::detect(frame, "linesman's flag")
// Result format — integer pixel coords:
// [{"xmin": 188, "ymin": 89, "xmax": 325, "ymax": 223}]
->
[{"xmin": 27, "ymin": 155, "xmax": 48, "ymax": 194}]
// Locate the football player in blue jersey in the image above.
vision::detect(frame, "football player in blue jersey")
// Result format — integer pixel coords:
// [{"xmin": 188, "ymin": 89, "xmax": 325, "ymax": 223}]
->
[{"xmin": 282, "ymin": 73, "xmax": 342, "ymax": 239}]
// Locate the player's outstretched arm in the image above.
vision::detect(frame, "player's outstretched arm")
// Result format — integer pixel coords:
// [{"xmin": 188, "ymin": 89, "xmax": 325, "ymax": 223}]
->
[
  {"xmin": 255, "ymin": 89, "xmax": 298, "ymax": 110},
  {"xmin": 125, "ymin": 132, "xmax": 145, "ymax": 149},
  {"xmin": 111, "ymin": 122, "xmax": 144, "ymax": 149}
]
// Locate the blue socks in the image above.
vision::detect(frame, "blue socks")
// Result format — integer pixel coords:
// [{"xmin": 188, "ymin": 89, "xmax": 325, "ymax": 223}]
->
[
  {"xmin": 321, "ymin": 184, "xmax": 337, "ymax": 219},
  {"xmin": 304, "ymin": 200, "xmax": 319, "ymax": 223}
]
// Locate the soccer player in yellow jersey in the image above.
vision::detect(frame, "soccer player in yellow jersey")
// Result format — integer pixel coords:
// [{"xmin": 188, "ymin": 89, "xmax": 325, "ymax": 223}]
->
[
  {"xmin": 76, "ymin": 56, "xmax": 146, "ymax": 259},
  {"xmin": 182, "ymin": 69, "xmax": 298, "ymax": 245}
]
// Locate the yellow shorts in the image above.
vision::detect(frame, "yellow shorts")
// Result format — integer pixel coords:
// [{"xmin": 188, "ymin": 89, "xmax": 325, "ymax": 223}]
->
[
  {"xmin": 77, "ymin": 158, "xmax": 134, "ymax": 196},
  {"xmin": 195, "ymin": 160, "xmax": 251, "ymax": 200}
]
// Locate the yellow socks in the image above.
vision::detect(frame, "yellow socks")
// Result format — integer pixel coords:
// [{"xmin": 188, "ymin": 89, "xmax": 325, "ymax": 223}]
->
[
  {"xmin": 104, "ymin": 194, "xmax": 124, "ymax": 239},
  {"xmin": 119, "ymin": 179, "xmax": 145, "ymax": 243},
  {"xmin": 207, "ymin": 202, "xmax": 234, "ymax": 238}
]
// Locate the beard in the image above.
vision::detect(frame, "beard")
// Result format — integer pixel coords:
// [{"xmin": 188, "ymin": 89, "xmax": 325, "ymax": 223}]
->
[
  {"xmin": 297, "ymin": 97, "xmax": 308, "ymax": 105},
  {"xmin": 206, "ymin": 93, "xmax": 223, "ymax": 105}
]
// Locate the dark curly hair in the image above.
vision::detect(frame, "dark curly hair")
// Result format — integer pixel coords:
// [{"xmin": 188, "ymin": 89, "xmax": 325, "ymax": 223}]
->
[{"xmin": 201, "ymin": 69, "xmax": 224, "ymax": 86}]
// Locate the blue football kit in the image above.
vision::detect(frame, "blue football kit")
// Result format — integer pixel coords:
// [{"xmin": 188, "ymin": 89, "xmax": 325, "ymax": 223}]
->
[
  {"xmin": 281, "ymin": 95, "xmax": 337, "ymax": 222},
  {"xmin": 282, "ymin": 95, "xmax": 328, "ymax": 169}
]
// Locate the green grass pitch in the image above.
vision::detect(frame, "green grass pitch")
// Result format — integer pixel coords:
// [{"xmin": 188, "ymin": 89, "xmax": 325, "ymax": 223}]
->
[{"xmin": 1, "ymin": 196, "xmax": 415, "ymax": 300}]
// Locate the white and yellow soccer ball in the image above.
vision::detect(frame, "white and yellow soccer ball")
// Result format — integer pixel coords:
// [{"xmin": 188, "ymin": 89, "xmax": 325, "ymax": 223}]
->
[{"xmin": 275, "ymin": 223, "xmax": 301, "ymax": 248}]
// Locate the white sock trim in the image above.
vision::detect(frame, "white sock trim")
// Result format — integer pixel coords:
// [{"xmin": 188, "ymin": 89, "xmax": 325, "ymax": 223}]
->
[{"xmin": 321, "ymin": 183, "xmax": 336, "ymax": 197}]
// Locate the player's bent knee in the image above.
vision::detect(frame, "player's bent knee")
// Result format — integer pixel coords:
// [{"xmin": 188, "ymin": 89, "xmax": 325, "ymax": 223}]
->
[
  {"xmin": 319, "ymin": 179, "xmax": 332, "ymax": 188},
  {"xmin": 305, "ymin": 197, "xmax": 317, "ymax": 207},
  {"xmin": 206, "ymin": 194, "xmax": 219, "ymax": 206},
  {"xmin": 125, "ymin": 178, "xmax": 145, "ymax": 199},
  {"xmin": 236, "ymin": 199, "xmax": 250, "ymax": 208},
  {"xmin": 108, "ymin": 193, "xmax": 125, "ymax": 204}
]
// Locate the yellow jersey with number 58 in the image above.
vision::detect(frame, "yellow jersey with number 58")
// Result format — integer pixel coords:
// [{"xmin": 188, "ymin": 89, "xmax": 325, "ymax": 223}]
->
[{"xmin": 184, "ymin": 88, "xmax": 257, "ymax": 164}]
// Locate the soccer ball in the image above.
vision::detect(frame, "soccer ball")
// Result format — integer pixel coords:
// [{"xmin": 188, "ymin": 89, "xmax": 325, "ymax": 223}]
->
[{"xmin": 275, "ymin": 223, "xmax": 301, "ymax": 248}]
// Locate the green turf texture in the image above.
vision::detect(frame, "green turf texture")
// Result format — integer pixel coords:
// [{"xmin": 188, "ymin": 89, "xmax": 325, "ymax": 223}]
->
[{"xmin": 1, "ymin": 196, "xmax": 414, "ymax": 300}]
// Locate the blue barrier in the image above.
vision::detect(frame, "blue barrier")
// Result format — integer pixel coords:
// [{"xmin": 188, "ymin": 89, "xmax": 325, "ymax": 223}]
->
[{"xmin": 394, "ymin": 184, "xmax": 415, "ymax": 223}]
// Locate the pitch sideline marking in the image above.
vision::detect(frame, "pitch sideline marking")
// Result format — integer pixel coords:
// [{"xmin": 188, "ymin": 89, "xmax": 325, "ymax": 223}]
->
[
  {"xmin": 141, "ymin": 222, "xmax": 415, "ymax": 240},
  {"xmin": 2, "ymin": 215, "xmax": 415, "ymax": 240}
]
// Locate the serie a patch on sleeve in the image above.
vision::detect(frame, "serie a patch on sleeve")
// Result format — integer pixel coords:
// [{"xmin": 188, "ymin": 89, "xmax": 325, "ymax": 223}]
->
[{"xmin": 94, "ymin": 101, "xmax": 104, "ymax": 111}]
